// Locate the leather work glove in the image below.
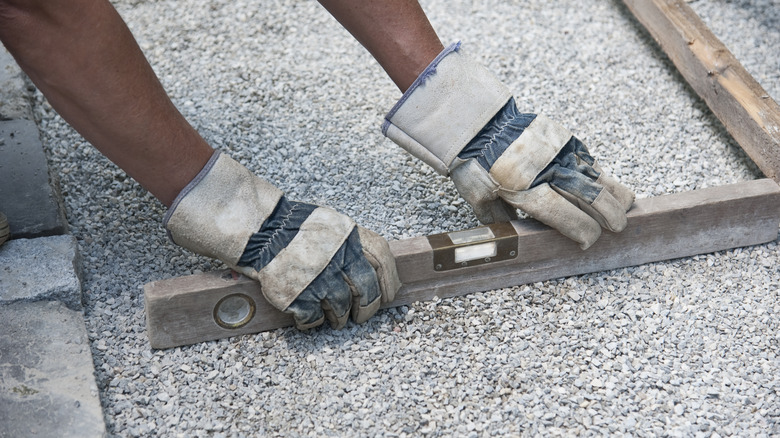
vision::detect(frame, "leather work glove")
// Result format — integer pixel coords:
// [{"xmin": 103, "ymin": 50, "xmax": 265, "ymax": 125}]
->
[
  {"xmin": 382, "ymin": 43, "xmax": 634, "ymax": 249},
  {"xmin": 164, "ymin": 151, "xmax": 400, "ymax": 329}
]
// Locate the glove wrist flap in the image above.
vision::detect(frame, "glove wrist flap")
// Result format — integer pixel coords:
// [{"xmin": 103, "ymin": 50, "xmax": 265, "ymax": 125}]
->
[
  {"xmin": 163, "ymin": 151, "xmax": 284, "ymax": 265},
  {"xmin": 163, "ymin": 151, "xmax": 356, "ymax": 311},
  {"xmin": 382, "ymin": 42, "xmax": 513, "ymax": 176}
]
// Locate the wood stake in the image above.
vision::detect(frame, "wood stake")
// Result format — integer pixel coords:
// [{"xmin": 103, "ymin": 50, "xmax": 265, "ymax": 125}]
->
[{"xmin": 621, "ymin": 0, "xmax": 780, "ymax": 181}]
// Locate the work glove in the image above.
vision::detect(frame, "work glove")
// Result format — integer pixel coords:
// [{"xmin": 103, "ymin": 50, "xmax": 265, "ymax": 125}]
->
[
  {"xmin": 164, "ymin": 151, "xmax": 400, "ymax": 329},
  {"xmin": 382, "ymin": 43, "xmax": 634, "ymax": 249}
]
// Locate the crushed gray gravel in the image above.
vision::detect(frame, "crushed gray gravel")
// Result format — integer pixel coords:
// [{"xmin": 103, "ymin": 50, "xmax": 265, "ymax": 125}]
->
[{"xmin": 33, "ymin": 0, "xmax": 779, "ymax": 436}]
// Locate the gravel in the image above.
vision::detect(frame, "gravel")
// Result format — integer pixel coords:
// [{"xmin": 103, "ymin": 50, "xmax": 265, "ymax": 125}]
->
[{"xmin": 33, "ymin": 0, "xmax": 779, "ymax": 436}]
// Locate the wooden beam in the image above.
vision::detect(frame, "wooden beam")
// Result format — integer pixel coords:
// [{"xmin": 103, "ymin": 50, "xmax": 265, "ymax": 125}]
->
[
  {"xmin": 621, "ymin": 0, "xmax": 780, "ymax": 181},
  {"xmin": 144, "ymin": 179, "xmax": 780, "ymax": 349}
]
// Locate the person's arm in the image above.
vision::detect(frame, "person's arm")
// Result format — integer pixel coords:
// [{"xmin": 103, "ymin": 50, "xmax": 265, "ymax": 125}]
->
[
  {"xmin": 0, "ymin": 0, "xmax": 399, "ymax": 329},
  {"xmin": 0, "ymin": 0, "xmax": 212, "ymax": 206},
  {"xmin": 317, "ymin": 0, "xmax": 443, "ymax": 92}
]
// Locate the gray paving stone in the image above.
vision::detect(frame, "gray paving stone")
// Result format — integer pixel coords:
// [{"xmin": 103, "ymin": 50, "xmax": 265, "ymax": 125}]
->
[
  {"xmin": 0, "ymin": 118, "xmax": 68, "ymax": 238},
  {"xmin": 0, "ymin": 235, "xmax": 83, "ymax": 310},
  {"xmin": 0, "ymin": 300, "xmax": 106, "ymax": 438},
  {"xmin": 0, "ymin": 46, "xmax": 104, "ymax": 438},
  {"xmin": 0, "ymin": 46, "xmax": 33, "ymax": 121}
]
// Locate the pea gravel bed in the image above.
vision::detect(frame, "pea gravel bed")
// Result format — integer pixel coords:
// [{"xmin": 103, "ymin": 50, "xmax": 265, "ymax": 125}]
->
[{"xmin": 33, "ymin": 0, "xmax": 778, "ymax": 436}]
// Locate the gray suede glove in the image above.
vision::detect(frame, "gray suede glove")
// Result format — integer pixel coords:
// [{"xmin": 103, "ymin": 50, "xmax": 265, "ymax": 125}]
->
[
  {"xmin": 382, "ymin": 42, "xmax": 634, "ymax": 249},
  {"xmin": 164, "ymin": 151, "xmax": 400, "ymax": 329}
]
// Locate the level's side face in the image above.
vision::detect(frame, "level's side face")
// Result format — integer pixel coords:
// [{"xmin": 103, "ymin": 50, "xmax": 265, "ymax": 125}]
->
[
  {"xmin": 144, "ymin": 272, "xmax": 292, "ymax": 349},
  {"xmin": 144, "ymin": 180, "xmax": 780, "ymax": 349},
  {"xmin": 390, "ymin": 179, "xmax": 780, "ymax": 307}
]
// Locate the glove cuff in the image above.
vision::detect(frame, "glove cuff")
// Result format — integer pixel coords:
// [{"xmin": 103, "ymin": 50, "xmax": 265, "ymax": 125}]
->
[
  {"xmin": 163, "ymin": 151, "xmax": 284, "ymax": 266},
  {"xmin": 382, "ymin": 42, "xmax": 512, "ymax": 175}
]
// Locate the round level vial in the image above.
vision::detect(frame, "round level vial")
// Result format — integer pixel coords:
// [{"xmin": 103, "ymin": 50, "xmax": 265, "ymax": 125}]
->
[{"xmin": 214, "ymin": 293, "xmax": 256, "ymax": 329}]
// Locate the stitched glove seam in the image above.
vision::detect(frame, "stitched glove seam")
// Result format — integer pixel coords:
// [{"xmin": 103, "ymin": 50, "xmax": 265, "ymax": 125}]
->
[
  {"xmin": 237, "ymin": 198, "xmax": 317, "ymax": 272},
  {"xmin": 458, "ymin": 99, "xmax": 537, "ymax": 172}
]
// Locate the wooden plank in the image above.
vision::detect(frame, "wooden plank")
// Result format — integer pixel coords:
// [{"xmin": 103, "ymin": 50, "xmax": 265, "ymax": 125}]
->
[
  {"xmin": 621, "ymin": 0, "xmax": 780, "ymax": 181},
  {"xmin": 144, "ymin": 179, "xmax": 780, "ymax": 349}
]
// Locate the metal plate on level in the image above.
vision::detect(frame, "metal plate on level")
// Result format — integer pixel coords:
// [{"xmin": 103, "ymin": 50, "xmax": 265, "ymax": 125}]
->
[{"xmin": 428, "ymin": 222, "xmax": 518, "ymax": 271}]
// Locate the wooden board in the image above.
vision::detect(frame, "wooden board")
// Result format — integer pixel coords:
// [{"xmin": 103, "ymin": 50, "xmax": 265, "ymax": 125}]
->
[
  {"xmin": 621, "ymin": 0, "xmax": 780, "ymax": 181},
  {"xmin": 144, "ymin": 179, "xmax": 780, "ymax": 349}
]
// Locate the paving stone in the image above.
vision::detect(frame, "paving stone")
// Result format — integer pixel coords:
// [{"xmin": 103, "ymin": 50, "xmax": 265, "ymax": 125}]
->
[
  {"xmin": 0, "ymin": 235, "xmax": 83, "ymax": 310},
  {"xmin": 0, "ymin": 119, "xmax": 68, "ymax": 238},
  {"xmin": 0, "ymin": 46, "xmax": 33, "ymax": 121},
  {"xmin": 0, "ymin": 300, "xmax": 106, "ymax": 438}
]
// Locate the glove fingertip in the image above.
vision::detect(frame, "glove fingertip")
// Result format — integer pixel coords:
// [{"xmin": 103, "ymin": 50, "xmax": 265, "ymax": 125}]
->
[
  {"xmin": 321, "ymin": 300, "xmax": 350, "ymax": 330},
  {"xmin": 596, "ymin": 174, "xmax": 635, "ymax": 213},
  {"xmin": 589, "ymin": 189, "xmax": 628, "ymax": 233},
  {"xmin": 295, "ymin": 314, "xmax": 325, "ymax": 331},
  {"xmin": 351, "ymin": 295, "xmax": 381, "ymax": 325},
  {"xmin": 572, "ymin": 218, "xmax": 601, "ymax": 250},
  {"xmin": 578, "ymin": 229, "xmax": 601, "ymax": 250},
  {"xmin": 327, "ymin": 311, "xmax": 350, "ymax": 330}
]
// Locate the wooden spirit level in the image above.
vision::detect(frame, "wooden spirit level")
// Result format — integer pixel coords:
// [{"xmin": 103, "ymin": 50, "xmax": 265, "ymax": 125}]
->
[{"xmin": 144, "ymin": 179, "xmax": 780, "ymax": 348}]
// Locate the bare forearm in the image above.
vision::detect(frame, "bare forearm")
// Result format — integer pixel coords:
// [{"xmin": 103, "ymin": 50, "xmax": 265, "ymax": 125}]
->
[
  {"xmin": 0, "ymin": 0, "xmax": 445, "ymax": 206},
  {"xmin": 0, "ymin": 0, "xmax": 212, "ymax": 206},
  {"xmin": 318, "ymin": 0, "xmax": 443, "ymax": 92}
]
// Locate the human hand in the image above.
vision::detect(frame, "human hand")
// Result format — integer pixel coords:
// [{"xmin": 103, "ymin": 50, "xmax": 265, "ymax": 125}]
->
[
  {"xmin": 452, "ymin": 99, "xmax": 634, "ymax": 249},
  {"xmin": 382, "ymin": 43, "xmax": 634, "ymax": 249},
  {"xmin": 164, "ymin": 152, "xmax": 400, "ymax": 329}
]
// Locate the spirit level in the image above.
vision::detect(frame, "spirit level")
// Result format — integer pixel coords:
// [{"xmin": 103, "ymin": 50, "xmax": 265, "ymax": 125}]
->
[{"xmin": 144, "ymin": 179, "xmax": 780, "ymax": 349}]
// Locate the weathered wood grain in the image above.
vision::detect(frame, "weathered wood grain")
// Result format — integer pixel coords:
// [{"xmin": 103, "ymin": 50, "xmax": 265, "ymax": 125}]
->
[
  {"xmin": 389, "ymin": 179, "xmax": 780, "ymax": 307},
  {"xmin": 144, "ymin": 179, "xmax": 780, "ymax": 348},
  {"xmin": 621, "ymin": 0, "xmax": 780, "ymax": 181}
]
